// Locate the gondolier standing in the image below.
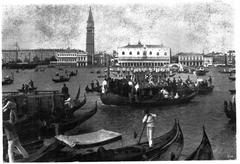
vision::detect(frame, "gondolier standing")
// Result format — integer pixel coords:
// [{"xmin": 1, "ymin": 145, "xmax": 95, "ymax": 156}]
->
[
  {"xmin": 3, "ymin": 98, "xmax": 18, "ymax": 124},
  {"xmin": 3, "ymin": 97, "xmax": 29, "ymax": 162},
  {"xmin": 142, "ymin": 109, "xmax": 157, "ymax": 147},
  {"xmin": 62, "ymin": 83, "xmax": 69, "ymax": 100}
]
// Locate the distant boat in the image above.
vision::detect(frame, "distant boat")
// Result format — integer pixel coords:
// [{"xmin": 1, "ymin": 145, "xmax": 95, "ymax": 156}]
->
[
  {"xmin": 52, "ymin": 75, "xmax": 70, "ymax": 83},
  {"xmin": 228, "ymin": 76, "xmax": 235, "ymax": 81},
  {"xmin": 2, "ymin": 73, "xmax": 14, "ymax": 85},
  {"xmin": 5, "ymin": 62, "xmax": 37, "ymax": 69}
]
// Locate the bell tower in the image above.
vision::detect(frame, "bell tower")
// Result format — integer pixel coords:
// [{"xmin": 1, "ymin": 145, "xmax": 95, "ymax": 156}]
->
[{"xmin": 86, "ymin": 7, "xmax": 95, "ymax": 65}]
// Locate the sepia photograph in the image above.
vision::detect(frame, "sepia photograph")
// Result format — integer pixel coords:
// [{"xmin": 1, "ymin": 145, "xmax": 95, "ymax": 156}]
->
[{"xmin": 1, "ymin": 0, "xmax": 238, "ymax": 162}]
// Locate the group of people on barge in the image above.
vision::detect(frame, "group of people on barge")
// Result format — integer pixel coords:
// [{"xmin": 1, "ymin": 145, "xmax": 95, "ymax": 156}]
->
[
  {"xmin": 20, "ymin": 80, "xmax": 35, "ymax": 93},
  {"xmin": 101, "ymin": 73, "xmax": 198, "ymax": 102}
]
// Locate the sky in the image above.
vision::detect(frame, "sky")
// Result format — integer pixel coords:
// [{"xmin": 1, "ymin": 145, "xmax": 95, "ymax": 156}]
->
[{"xmin": 1, "ymin": 1, "xmax": 234, "ymax": 54}]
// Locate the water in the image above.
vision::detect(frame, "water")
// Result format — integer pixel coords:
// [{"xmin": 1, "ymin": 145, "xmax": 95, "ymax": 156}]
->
[{"xmin": 2, "ymin": 67, "xmax": 236, "ymax": 160}]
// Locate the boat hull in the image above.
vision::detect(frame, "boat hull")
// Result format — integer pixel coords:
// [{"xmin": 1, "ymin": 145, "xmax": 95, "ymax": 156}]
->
[
  {"xmin": 55, "ymin": 120, "xmax": 182, "ymax": 162},
  {"xmin": 197, "ymin": 86, "xmax": 214, "ymax": 94},
  {"xmin": 100, "ymin": 92, "xmax": 196, "ymax": 107}
]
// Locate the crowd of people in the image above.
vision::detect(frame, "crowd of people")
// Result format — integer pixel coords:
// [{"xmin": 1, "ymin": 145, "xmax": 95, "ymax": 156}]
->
[
  {"xmin": 196, "ymin": 76, "xmax": 212, "ymax": 88},
  {"xmin": 20, "ymin": 80, "xmax": 35, "ymax": 93},
  {"xmin": 101, "ymin": 73, "xmax": 201, "ymax": 102}
]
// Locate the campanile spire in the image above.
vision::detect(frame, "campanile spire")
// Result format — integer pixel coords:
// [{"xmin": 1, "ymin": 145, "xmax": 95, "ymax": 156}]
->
[{"xmin": 86, "ymin": 7, "xmax": 95, "ymax": 65}]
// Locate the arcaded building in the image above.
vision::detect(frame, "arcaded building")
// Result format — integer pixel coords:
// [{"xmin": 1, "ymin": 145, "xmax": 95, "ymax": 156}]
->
[{"xmin": 117, "ymin": 41, "xmax": 171, "ymax": 68}]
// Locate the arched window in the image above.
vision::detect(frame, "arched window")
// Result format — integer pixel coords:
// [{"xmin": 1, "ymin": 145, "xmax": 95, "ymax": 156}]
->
[
  {"xmin": 129, "ymin": 51, "xmax": 132, "ymax": 55},
  {"xmin": 122, "ymin": 51, "xmax": 125, "ymax": 55},
  {"xmin": 164, "ymin": 52, "xmax": 167, "ymax": 56},
  {"xmin": 149, "ymin": 51, "xmax": 152, "ymax": 55},
  {"xmin": 157, "ymin": 52, "xmax": 159, "ymax": 55},
  {"xmin": 137, "ymin": 51, "xmax": 140, "ymax": 55}
]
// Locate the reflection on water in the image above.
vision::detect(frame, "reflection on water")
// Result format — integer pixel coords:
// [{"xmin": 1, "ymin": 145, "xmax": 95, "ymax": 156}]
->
[{"xmin": 2, "ymin": 67, "xmax": 236, "ymax": 160}]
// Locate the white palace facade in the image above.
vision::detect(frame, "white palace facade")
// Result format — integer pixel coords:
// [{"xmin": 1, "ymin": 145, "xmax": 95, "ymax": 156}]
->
[
  {"xmin": 54, "ymin": 49, "xmax": 88, "ymax": 67},
  {"xmin": 117, "ymin": 41, "xmax": 171, "ymax": 68}
]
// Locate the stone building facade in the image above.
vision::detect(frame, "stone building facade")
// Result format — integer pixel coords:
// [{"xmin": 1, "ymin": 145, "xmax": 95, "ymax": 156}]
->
[{"xmin": 117, "ymin": 41, "xmax": 171, "ymax": 68}]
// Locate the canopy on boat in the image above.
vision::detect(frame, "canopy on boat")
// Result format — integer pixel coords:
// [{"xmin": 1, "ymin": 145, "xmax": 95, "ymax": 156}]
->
[{"xmin": 55, "ymin": 129, "xmax": 122, "ymax": 148}]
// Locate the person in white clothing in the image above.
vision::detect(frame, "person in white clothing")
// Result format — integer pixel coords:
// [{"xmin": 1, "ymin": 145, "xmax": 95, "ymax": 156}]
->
[
  {"xmin": 174, "ymin": 92, "xmax": 180, "ymax": 99},
  {"xmin": 102, "ymin": 79, "xmax": 108, "ymax": 93},
  {"xmin": 142, "ymin": 109, "xmax": 157, "ymax": 147}
]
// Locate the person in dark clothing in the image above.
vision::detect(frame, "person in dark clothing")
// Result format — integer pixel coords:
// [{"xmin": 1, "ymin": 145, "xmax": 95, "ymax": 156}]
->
[
  {"xmin": 61, "ymin": 83, "xmax": 69, "ymax": 100},
  {"xmin": 3, "ymin": 121, "xmax": 29, "ymax": 162},
  {"xmin": 29, "ymin": 80, "xmax": 34, "ymax": 88},
  {"xmin": 208, "ymin": 76, "xmax": 212, "ymax": 86},
  {"xmin": 25, "ymin": 84, "xmax": 29, "ymax": 94},
  {"xmin": 21, "ymin": 84, "xmax": 25, "ymax": 92},
  {"xmin": 90, "ymin": 80, "xmax": 94, "ymax": 90},
  {"xmin": 96, "ymin": 80, "xmax": 100, "ymax": 88}
]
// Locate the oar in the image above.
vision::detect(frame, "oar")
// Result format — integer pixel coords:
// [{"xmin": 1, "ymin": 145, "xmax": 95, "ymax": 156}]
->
[
  {"xmin": 75, "ymin": 85, "xmax": 81, "ymax": 100},
  {"xmin": 137, "ymin": 121, "xmax": 147, "ymax": 144}
]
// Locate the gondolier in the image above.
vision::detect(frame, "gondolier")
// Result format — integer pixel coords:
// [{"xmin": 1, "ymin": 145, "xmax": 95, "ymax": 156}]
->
[
  {"xmin": 102, "ymin": 78, "xmax": 108, "ymax": 93},
  {"xmin": 62, "ymin": 83, "xmax": 69, "ymax": 100},
  {"xmin": 142, "ymin": 109, "xmax": 157, "ymax": 147},
  {"xmin": 3, "ymin": 121, "xmax": 29, "ymax": 162},
  {"xmin": 2, "ymin": 98, "xmax": 18, "ymax": 124}
]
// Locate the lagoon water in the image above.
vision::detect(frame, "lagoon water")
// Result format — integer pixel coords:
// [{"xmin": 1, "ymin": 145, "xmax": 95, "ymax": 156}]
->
[{"xmin": 2, "ymin": 67, "xmax": 236, "ymax": 160}]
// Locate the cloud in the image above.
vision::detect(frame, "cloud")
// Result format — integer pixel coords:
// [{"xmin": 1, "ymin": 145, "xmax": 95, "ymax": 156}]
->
[{"xmin": 2, "ymin": 2, "xmax": 234, "ymax": 54}]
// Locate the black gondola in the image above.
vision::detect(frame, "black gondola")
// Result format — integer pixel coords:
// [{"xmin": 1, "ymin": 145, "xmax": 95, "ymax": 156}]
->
[
  {"xmin": 2, "ymin": 77, "xmax": 14, "ymax": 85},
  {"xmin": 18, "ymin": 87, "xmax": 37, "ymax": 92},
  {"xmin": 186, "ymin": 126, "xmax": 214, "ymax": 160},
  {"xmin": 69, "ymin": 70, "xmax": 78, "ymax": 76},
  {"xmin": 228, "ymin": 76, "xmax": 235, "ymax": 81},
  {"xmin": 52, "ymin": 75, "xmax": 70, "ymax": 83},
  {"xmin": 224, "ymin": 101, "xmax": 236, "ymax": 123},
  {"xmin": 85, "ymin": 85, "xmax": 102, "ymax": 93},
  {"xmin": 54, "ymin": 120, "xmax": 183, "ymax": 162},
  {"xmin": 3, "ymin": 138, "xmax": 63, "ymax": 162},
  {"xmin": 197, "ymin": 85, "xmax": 214, "ymax": 94},
  {"xmin": 229, "ymin": 89, "xmax": 236, "ymax": 94},
  {"xmin": 100, "ymin": 92, "xmax": 196, "ymax": 107},
  {"xmin": 195, "ymin": 70, "xmax": 206, "ymax": 76}
]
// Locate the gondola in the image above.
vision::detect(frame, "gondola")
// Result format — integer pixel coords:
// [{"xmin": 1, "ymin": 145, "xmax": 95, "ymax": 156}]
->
[
  {"xmin": 42, "ymin": 101, "xmax": 98, "ymax": 137},
  {"xmin": 2, "ymin": 73, "xmax": 14, "ymax": 85},
  {"xmin": 68, "ymin": 94, "xmax": 87, "ymax": 114},
  {"xmin": 52, "ymin": 76, "xmax": 70, "ymax": 83},
  {"xmin": 18, "ymin": 87, "xmax": 37, "ymax": 92},
  {"xmin": 169, "ymin": 73, "xmax": 175, "ymax": 77},
  {"xmin": 85, "ymin": 85, "xmax": 102, "ymax": 93},
  {"xmin": 218, "ymin": 69, "xmax": 235, "ymax": 74},
  {"xmin": 55, "ymin": 120, "xmax": 183, "ymax": 162},
  {"xmin": 224, "ymin": 101, "xmax": 236, "ymax": 123},
  {"xmin": 3, "ymin": 138, "xmax": 63, "ymax": 162},
  {"xmin": 147, "ymin": 121, "xmax": 184, "ymax": 161},
  {"xmin": 229, "ymin": 89, "xmax": 236, "ymax": 94},
  {"xmin": 97, "ymin": 75, "xmax": 106, "ymax": 78},
  {"xmin": 69, "ymin": 70, "xmax": 78, "ymax": 76},
  {"xmin": 4, "ymin": 101, "xmax": 97, "ymax": 144},
  {"xmin": 197, "ymin": 85, "xmax": 214, "ymax": 94},
  {"xmin": 228, "ymin": 76, "xmax": 235, "ymax": 81},
  {"xmin": 2, "ymin": 77, "xmax": 14, "ymax": 85},
  {"xmin": 195, "ymin": 70, "xmax": 206, "ymax": 76},
  {"xmin": 100, "ymin": 92, "xmax": 196, "ymax": 107},
  {"xmin": 186, "ymin": 126, "xmax": 214, "ymax": 160}
]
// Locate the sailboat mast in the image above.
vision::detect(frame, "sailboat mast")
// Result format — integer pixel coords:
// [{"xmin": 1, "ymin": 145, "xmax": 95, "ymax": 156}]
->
[
  {"xmin": 15, "ymin": 42, "xmax": 18, "ymax": 63},
  {"xmin": 107, "ymin": 53, "xmax": 110, "ymax": 79}
]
